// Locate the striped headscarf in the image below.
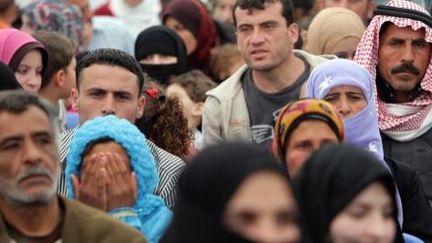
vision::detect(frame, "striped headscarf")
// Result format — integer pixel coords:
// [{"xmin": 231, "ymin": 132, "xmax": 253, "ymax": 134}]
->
[
  {"xmin": 272, "ymin": 99, "xmax": 345, "ymax": 162},
  {"xmin": 354, "ymin": 0, "xmax": 432, "ymax": 141}
]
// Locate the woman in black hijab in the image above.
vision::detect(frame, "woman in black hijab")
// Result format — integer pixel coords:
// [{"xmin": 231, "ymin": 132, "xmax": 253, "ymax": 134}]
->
[
  {"xmin": 293, "ymin": 143, "xmax": 402, "ymax": 243},
  {"xmin": 163, "ymin": 142, "xmax": 301, "ymax": 243},
  {"xmin": 135, "ymin": 26, "xmax": 189, "ymax": 86}
]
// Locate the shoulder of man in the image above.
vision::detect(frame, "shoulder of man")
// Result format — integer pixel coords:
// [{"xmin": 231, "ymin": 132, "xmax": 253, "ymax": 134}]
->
[
  {"xmin": 61, "ymin": 197, "xmax": 147, "ymax": 243},
  {"xmin": 206, "ymin": 64, "xmax": 249, "ymax": 100},
  {"xmin": 293, "ymin": 49, "xmax": 335, "ymax": 69},
  {"xmin": 146, "ymin": 139, "xmax": 186, "ymax": 172},
  {"xmin": 59, "ymin": 128, "xmax": 76, "ymax": 162},
  {"xmin": 146, "ymin": 139, "xmax": 186, "ymax": 208}
]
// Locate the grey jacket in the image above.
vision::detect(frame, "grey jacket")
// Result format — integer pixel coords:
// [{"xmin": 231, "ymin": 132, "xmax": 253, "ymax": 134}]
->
[{"xmin": 202, "ymin": 50, "xmax": 330, "ymax": 146}]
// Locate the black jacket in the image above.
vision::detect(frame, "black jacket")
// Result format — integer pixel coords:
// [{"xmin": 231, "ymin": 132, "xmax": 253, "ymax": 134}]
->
[{"xmin": 386, "ymin": 156, "xmax": 432, "ymax": 242}]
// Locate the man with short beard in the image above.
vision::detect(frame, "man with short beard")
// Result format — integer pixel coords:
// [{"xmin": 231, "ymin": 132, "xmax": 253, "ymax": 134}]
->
[{"xmin": 0, "ymin": 90, "xmax": 145, "ymax": 242}]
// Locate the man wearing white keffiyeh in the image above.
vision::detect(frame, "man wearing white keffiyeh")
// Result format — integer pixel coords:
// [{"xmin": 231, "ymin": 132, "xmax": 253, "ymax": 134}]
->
[{"xmin": 354, "ymin": 0, "xmax": 432, "ymax": 209}]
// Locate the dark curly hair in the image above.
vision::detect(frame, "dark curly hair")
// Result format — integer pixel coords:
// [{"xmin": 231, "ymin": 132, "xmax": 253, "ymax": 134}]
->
[{"xmin": 136, "ymin": 80, "xmax": 193, "ymax": 159}]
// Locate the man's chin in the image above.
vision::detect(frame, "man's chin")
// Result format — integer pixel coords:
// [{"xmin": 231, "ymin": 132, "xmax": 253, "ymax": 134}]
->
[
  {"xmin": 1, "ymin": 188, "xmax": 57, "ymax": 207},
  {"xmin": 388, "ymin": 80, "xmax": 420, "ymax": 92}
]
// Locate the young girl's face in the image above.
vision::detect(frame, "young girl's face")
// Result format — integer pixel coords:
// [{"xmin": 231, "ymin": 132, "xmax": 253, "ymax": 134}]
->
[
  {"xmin": 223, "ymin": 171, "xmax": 300, "ymax": 242},
  {"xmin": 15, "ymin": 49, "xmax": 43, "ymax": 92},
  {"xmin": 329, "ymin": 181, "xmax": 396, "ymax": 243},
  {"xmin": 82, "ymin": 141, "xmax": 131, "ymax": 172}
]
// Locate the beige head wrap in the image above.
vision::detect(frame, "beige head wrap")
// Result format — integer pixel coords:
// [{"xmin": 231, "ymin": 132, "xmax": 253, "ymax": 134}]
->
[{"xmin": 305, "ymin": 7, "xmax": 365, "ymax": 55}]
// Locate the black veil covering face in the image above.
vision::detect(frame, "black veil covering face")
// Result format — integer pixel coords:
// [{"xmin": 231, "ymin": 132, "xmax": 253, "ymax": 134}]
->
[
  {"xmin": 135, "ymin": 26, "xmax": 189, "ymax": 85},
  {"xmin": 292, "ymin": 144, "xmax": 402, "ymax": 243},
  {"xmin": 0, "ymin": 61, "xmax": 22, "ymax": 91},
  {"xmin": 163, "ymin": 142, "xmax": 289, "ymax": 243}
]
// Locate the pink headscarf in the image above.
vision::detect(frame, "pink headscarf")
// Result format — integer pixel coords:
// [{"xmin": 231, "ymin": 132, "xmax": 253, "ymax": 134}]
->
[
  {"xmin": 0, "ymin": 28, "xmax": 44, "ymax": 66},
  {"xmin": 354, "ymin": 0, "xmax": 432, "ymax": 141},
  {"xmin": 0, "ymin": 28, "xmax": 48, "ymax": 86}
]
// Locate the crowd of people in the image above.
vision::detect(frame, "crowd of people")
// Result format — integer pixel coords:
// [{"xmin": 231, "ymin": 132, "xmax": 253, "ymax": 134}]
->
[{"xmin": 0, "ymin": 0, "xmax": 431, "ymax": 242}]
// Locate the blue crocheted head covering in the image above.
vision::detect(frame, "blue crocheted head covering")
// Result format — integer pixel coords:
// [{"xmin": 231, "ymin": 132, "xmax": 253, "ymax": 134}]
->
[{"xmin": 65, "ymin": 115, "xmax": 159, "ymax": 208}]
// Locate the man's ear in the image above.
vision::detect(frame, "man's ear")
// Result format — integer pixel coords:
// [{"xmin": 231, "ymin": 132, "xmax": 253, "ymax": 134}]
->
[
  {"xmin": 70, "ymin": 88, "xmax": 79, "ymax": 111},
  {"xmin": 287, "ymin": 22, "xmax": 300, "ymax": 45},
  {"xmin": 54, "ymin": 69, "xmax": 66, "ymax": 88},
  {"xmin": 136, "ymin": 95, "xmax": 146, "ymax": 119}
]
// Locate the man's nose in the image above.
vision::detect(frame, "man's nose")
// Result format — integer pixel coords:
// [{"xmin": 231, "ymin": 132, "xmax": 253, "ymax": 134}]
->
[{"xmin": 101, "ymin": 95, "xmax": 116, "ymax": 115}]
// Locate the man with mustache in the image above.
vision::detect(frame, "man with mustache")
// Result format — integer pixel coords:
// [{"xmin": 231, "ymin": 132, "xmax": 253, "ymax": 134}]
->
[
  {"xmin": 354, "ymin": 0, "xmax": 432, "ymax": 208},
  {"xmin": 0, "ymin": 90, "xmax": 146, "ymax": 242}
]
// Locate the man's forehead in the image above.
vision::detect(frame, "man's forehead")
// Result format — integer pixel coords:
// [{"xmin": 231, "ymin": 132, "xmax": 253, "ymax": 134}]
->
[
  {"xmin": 235, "ymin": 2, "xmax": 283, "ymax": 24},
  {"xmin": 79, "ymin": 65, "xmax": 140, "ymax": 92},
  {"xmin": 325, "ymin": 0, "xmax": 368, "ymax": 4},
  {"xmin": 381, "ymin": 23, "xmax": 426, "ymax": 39},
  {"xmin": 0, "ymin": 107, "xmax": 53, "ymax": 136}
]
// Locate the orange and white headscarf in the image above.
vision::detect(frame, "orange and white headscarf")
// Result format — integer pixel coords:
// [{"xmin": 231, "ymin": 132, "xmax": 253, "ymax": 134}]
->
[{"xmin": 354, "ymin": 0, "xmax": 432, "ymax": 141}]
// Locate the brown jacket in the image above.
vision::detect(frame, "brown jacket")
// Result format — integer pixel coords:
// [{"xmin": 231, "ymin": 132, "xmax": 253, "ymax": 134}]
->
[{"xmin": 0, "ymin": 197, "xmax": 147, "ymax": 243}]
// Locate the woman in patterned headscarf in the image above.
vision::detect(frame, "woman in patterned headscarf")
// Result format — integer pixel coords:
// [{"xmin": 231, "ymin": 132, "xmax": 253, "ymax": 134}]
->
[
  {"xmin": 272, "ymin": 98, "xmax": 345, "ymax": 177},
  {"xmin": 21, "ymin": 0, "xmax": 84, "ymax": 52}
]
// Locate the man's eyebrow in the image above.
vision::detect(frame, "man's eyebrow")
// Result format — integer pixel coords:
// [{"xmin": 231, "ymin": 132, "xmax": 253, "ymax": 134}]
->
[
  {"xmin": 32, "ymin": 131, "xmax": 52, "ymax": 138},
  {"xmin": 413, "ymin": 38, "xmax": 427, "ymax": 43},
  {"xmin": 114, "ymin": 90, "xmax": 133, "ymax": 96},
  {"xmin": 388, "ymin": 37, "xmax": 405, "ymax": 42},
  {"xmin": 0, "ymin": 135, "xmax": 22, "ymax": 146}
]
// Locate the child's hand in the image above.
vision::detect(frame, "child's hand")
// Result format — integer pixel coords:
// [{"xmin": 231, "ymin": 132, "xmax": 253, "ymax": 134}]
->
[
  {"xmin": 72, "ymin": 154, "xmax": 109, "ymax": 211},
  {"xmin": 104, "ymin": 152, "xmax": 137, "ymax": 211}
]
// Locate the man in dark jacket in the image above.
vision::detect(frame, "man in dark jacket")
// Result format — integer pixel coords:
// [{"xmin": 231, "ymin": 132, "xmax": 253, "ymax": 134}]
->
[{"xmin": 354, "ymin": 0, "xmax": 432, "ymax": 208}]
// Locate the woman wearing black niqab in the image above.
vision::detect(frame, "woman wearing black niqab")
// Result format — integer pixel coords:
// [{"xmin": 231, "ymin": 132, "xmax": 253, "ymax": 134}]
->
[{"xmin": 135, "ymin": 26, "xmax": 189, "ymax": 86}]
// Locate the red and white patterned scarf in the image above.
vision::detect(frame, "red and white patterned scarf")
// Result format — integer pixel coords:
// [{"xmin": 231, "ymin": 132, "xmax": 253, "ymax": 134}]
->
[{"xmin": 354, "ymin": 0, "xmax": 432, "ymax": 142}]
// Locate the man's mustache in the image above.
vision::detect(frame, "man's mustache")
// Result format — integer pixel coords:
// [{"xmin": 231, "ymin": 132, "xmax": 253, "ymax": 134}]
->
[
  {"xmin": 17, "ymin": 165, "xmax": 53, "ymax": 183},
  {"xmin": 391, "ymin": 62, "xmax": 420, "ymax": 75}
]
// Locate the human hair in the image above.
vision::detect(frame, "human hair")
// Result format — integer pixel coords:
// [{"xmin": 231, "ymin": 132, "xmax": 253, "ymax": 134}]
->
[
  {"xmin": 32, "ymin": 31, "xmax": 76, "ymax": 89},
  {"xmin": 292, "ymin": 0, "xmax": 314, "ymax": 13},
  {"xmin": 232, "ymin": 0, "xmax": 295, "ymax": 27},
  {"xmin": 76, "ymin": 48, "xmax": 145, "ymax": 94},
  {"xmin": 136, "ymin": 80, "xmax": 192, "ymax": 159},
  {"xmin": 82, "ymin": 137, "xmax": 113, "ymax": 157},
  {"xmin": 210, "ymin": 44, "xmax": 243, "ymax": 82},
  {"xmin": 0, "ymin": 90, "xmax": 59, "ymax": 140},
  {"xmin": 379, "ymin": 21, "xmax": 392, "ymax": 38},
  {"xmin": 169, "ymin": 70, "xmax": 217, "ymax": 103}
]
